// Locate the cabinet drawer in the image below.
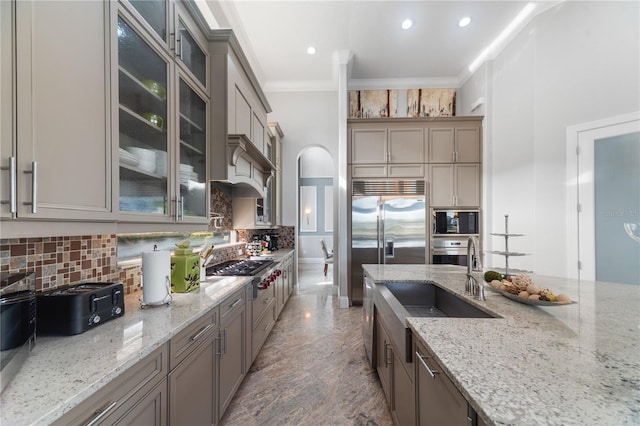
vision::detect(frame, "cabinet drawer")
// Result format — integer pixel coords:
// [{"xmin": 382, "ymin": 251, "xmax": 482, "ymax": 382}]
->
[
  {"xmin": 54, "ymin": 344, "xmax": 168, "ymax": 426},
  {"xmin": 252, "ymin": 301, "xmax": 276, "ymax": 362},
  {"xmin": 169, "ymin": 307, "xmax": 219, "ymax": 370},
  {"xmin": 352, "ymin": 164, "xmax": 388, "ymax": 178},
  {"xmin": 388, "ymin": 163, "xmax": 424, "ymax": 178},
  {"xmin": 252, "ymin": 282, "xmax": 275, "ymax": 325},
  {"xmin": 221, "ymin": 286, "xmax": 246, "ymax": 321}
]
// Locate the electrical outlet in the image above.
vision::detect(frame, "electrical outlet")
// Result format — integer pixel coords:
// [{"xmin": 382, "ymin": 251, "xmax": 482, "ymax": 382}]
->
[{"xmin": 237, "ymin": 249, "xmax": 243, "ymax": 256}]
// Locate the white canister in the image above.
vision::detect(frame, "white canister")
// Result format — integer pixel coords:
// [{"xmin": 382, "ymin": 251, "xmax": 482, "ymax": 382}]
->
[{"xmin": 142, "ymin": 250, "xmax": 171, "ymax": 305}]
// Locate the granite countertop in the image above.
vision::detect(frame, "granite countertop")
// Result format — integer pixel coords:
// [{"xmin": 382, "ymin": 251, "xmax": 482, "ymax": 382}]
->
[
  {"xmin": 0, "ymin": 250, "xmax": 294, "ymax": 425},
  {"xmin": 363, "ymin": 264, "xmax": 640, "ymax": 426}
]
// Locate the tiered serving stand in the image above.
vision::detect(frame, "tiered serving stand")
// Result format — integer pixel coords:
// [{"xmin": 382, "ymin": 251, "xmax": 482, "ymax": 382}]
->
[{"xmin": 487, "ymin": 214, "xmax": 529, "ymax": 278}]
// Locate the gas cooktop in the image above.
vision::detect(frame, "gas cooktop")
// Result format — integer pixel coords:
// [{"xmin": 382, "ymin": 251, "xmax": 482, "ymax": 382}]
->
[{"xmin": 206, "ymin": 258, "xmax": 273, "ymax": 277}]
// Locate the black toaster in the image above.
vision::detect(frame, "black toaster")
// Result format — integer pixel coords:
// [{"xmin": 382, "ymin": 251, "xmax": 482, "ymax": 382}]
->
[{"xmin": 37, "ymin": 282, "xmax": 125, "ymax": 335}]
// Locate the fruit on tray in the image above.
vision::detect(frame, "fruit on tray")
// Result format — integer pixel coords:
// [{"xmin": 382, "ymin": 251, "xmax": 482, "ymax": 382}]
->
[
  {"xmin": 484, "ymin": 270, "xmax": 503, "ymax": 282},
  {"xmin": 489, "ymin": 274, "xmax": 571, "ymax": 303}
]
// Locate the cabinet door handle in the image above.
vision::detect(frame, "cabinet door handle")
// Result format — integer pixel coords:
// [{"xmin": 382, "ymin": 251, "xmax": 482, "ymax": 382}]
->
[
  {"xmin": 190, "ymin": 323, "xmax": 214, "ymax": 342},
  {"xmin": 23, "ymin": 161, "xmax": 37, "ymax": 213},
  {"xmin": 86, "ymin": 400, "xmax": 118, "ymax": 426},
  {"xmin": 175, "ymin": 33, "xmax": 182, "ymax": 59},
  {"xmin": 229, "ymin": 297, "xmax": 243, "ymax": 310},
  {"xmin": 384, "ymin": 342, "xmax": 393, "ymax": 367},
  {"xmin": 0, "ymin": 156, "xmax": 17, "ymax": 213},
  {"xmin": 416, "ymin": 350, "xmax": 440, "ymax": 379}
]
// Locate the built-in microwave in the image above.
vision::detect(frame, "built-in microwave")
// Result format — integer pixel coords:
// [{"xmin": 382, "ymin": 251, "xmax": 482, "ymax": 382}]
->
[{"xmin": 432, "ymin": 210, "xmax": 480, "ymax": 235}]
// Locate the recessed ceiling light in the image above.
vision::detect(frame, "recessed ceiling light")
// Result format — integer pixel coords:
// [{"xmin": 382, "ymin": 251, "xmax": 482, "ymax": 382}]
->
[
  {"xmin": 306, "ymin": 46, "xmax": 316, "ymax": 55},
  {"xmin": 459, "ymin": 16, "xmax": 471, "ymax": 28},
  {"xmin": 401, "ymin": 19, "xmax": 413, "ymax": 30}
]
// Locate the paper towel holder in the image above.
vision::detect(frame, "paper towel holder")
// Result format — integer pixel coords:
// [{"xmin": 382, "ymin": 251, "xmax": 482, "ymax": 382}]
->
[
  {"xmin": 140, "ymin": 245, "xmax": 173, "ymax": 308},
  {"xmin": 140, "ymin": 275, "xmax": 173, "ymax": 308}
]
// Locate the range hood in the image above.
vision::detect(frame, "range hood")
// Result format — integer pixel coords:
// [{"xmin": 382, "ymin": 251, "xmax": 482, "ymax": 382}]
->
[{"xmin": 212, "ymin": 134, "xmax": 275, "ymax": 198}]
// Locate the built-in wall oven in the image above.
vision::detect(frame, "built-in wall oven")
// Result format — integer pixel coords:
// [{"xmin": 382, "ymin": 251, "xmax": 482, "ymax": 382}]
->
[{"xmin": 431, "ymin": 210, "xmax": 480, "ymax": 266}]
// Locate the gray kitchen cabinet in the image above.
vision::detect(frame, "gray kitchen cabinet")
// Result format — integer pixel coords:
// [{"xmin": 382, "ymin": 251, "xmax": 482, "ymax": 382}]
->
[
  {"xmin": 1, "ymin": 0, "xmax": 114, "ymax": 221},
  {"xmin": 209, "ymin": 30, "xmax": 274, "ymax": 198},
  {"xmin": 375, "ymin": 315, "xmax": 393, "ymax": 404},
  {"xmin": 429, "ymin": 163, "xmax": 480, "ymax": 208},
  {"xmin": 117, "ymin": 2, "xmax": 209, "ymax": 224},
  {"xmin": 168, "ymin": 306, "xmax": 218, "ymax": 425},
  {"xmin": 218, "ymin": 286, "xmax": 248, "ymax": 419},
  {"xmin": 275, "ymin": 267, "xmax": 287, "ymax": 318},
  {"xmin": 252, "ymin": 276, "xmax": 276, "ymax": 362},
  {"xmin": 429, "ymin": 126, "xmax": 481, "ymax": 163},
  {"xmin": 169, "ymin": 332, "xmax": 216, "ymax": 426},
  {"xmin": 350, "ymin": 125, "xmax": 425, "ymax": 178},
  {"xmin": 116, "ymin": 378, "xmax": 168, "ymax": 426},
  {"xmin": 270, "ymin": 122, "xmax": 284, "ymax": 226},
  {"xmin": 53, "ymin": 344, "xmax": 169, "ymax": 425},
  {"xmin": 415, "ymin": 339, "xmax": 472, "ymax": 426},
  {"xmin": 375, "ymin": 314, "xmax": 415, "ymax": 426}
]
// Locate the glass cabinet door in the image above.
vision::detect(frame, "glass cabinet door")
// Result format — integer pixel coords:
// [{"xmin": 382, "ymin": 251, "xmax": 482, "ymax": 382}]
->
[
  {"xmin": 128, "ymin": 0, "xmax": 167, "ymax": 43},
  {"xmin": 178, "ymin": 78, "xmax": 207, "ymax": 218},
  {"xmin": 118, "ymin": 17, "xmax": 169, "ymax": 215},
  {"xmin": 176, "ymin": 15, "xmax": 206, "ymax": 87}
]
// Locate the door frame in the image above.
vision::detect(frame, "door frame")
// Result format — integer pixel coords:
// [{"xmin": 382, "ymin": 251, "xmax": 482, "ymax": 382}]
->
[{"xmin": 565, "ymin": 111, "xmax": 640, "ymax": 280}]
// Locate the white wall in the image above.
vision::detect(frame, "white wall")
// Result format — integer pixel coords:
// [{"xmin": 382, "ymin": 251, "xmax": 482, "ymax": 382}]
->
[
  {"xmin": 265, "ymin": 91, "xmax": 339, "ymax": 227},
  {"xmin": 299, "ymin": 146, "xmax": 333, "ymax": 178},
  {"xmin": 266, "ymin": 91, "xmax": 338, "ymax": 267},
  {"xmin": 461, "ymin": 1, "xmax": 640, "ymax": 276}
]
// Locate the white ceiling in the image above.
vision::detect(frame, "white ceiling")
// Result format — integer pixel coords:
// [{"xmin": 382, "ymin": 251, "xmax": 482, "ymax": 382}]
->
[{"xmin": 202, "ymin": 1, "xmax": 560, "ymax": 91}]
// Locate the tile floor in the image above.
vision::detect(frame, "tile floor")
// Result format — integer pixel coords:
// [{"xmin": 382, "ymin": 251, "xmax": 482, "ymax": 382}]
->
[{"xmin": 220, "ymin": 263, "xmax": 393, "ymax": 426}]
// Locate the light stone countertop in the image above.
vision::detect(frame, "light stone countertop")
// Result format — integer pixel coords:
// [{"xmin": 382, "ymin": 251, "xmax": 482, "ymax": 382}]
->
[
  {"xmin": 0, "ymin": 249, "xmax": 294, "ymax": 426},
  {"xmin": 363, "ymin": 264, "xmax": 640, "ymax": 426}
]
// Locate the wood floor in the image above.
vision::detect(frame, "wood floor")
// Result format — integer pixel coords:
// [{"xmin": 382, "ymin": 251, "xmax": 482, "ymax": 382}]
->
[{"xmin": 220, "ymin": 263, "xmax": 393, "ymax": 426}]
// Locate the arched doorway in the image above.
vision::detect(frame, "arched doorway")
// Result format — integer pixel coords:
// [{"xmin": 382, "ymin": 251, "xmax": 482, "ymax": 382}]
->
[{"xmin": 296, "ymin": 146, "xmax": 336, "ymax": 290}]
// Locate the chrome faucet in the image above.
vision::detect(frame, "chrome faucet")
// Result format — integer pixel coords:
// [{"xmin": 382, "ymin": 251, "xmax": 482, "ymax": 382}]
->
[{"xmin": 466, "ymin": 236, "xmax": 485, "ymax": 300}]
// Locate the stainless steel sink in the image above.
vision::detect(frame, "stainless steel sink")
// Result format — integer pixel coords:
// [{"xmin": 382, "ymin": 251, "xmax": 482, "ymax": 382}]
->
[
  {"xmin": 384, "ymin": 281, "xmax": 496, "ymax": 318},
  {"xmin": 369, "ymin": 281, "xmax": 498, "ymax": 364}
]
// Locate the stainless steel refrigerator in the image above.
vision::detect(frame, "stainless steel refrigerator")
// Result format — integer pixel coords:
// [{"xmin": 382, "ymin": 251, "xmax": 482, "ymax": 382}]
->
[{"xmin": 350, "ymin": 180, "xmax": 427, "ymax": 304}]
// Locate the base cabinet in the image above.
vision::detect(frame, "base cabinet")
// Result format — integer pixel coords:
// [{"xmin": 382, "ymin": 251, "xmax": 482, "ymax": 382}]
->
[
  {"xmin": 53, "ymin": 344, "xmax": 168, "ymax": 426},
  {"xmin": 218, "ymin": 287, "xmax": 248, "ymax": 419},
  {"xmin": 375, "ymin": 316, "xmax": 393, "ymax": 402},
  {"xmin": 168, "ymin": 336, "xmax": 216, "ymax": 426},
  {"xmin": 375, "ymin": 315, "xmax": 415, "ymax": 426},
  {"xmin": 415, "ymin": 339, "xmax": 472, "ymax": 426},
  {"xmin": 119, "ymin": 378, "xmax": 168, "ymax": 426}
]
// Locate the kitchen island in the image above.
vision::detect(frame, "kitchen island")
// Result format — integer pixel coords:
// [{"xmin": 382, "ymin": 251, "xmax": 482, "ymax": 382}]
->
[
  {"xmin": 0, "ymin": 250, "xmax": 294, "ymax": 425},
  {"xmin": 364, "ymin": 264, "xmax": 640, "ymax": 426}
]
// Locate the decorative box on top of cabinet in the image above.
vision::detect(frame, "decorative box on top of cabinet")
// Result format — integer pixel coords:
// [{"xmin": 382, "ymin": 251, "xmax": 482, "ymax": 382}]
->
[
  {"xmin": 116, "ymin": 0, "xmax": 210, "ymax": 224},
  {"xmin": 1, "ymin": 0, "xmax": 114, "ymax": 222}
]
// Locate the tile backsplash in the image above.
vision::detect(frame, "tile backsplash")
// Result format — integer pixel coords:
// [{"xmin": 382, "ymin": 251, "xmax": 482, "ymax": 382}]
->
[
  {"xmin": 1, "ymin": 221, "xmax": 296, "ymax": 295},
  {"xmin": 0, "ymin": 235, "xmax": 118, "ymax": 292}
]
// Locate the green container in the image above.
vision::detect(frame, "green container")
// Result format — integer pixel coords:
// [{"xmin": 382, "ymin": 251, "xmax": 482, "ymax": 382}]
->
[{"xmin": 170, "ymin": 247, "xmax": 200, "ymax": 293}]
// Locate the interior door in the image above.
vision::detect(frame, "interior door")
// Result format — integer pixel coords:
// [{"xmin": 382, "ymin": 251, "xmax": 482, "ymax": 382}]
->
[{"xmin": 576, "ymin": 117, "xmax": 640, "ymax": 284}]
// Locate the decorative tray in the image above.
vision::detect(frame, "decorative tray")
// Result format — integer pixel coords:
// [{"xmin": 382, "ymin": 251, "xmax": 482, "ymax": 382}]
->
[{"xmin": 486, "ymin": 284, "xmax": 576, "ymax": 306}]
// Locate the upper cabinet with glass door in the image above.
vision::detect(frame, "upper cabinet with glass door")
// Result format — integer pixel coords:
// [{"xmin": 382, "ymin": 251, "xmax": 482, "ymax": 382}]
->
[
  {"xmin": 117, "ymin": 16, "xmax": 170, "ymax": 216},
  {"xmin": 178, "ymin": 78, "xmax": 208, "ymax": 219},
  {"xmin": 175, "ymin": 3, "xmax": 207, "ymax": 89},
  {"xmin": 117, "ymin": 1, "xmax": 209, "ymax": 224}
]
